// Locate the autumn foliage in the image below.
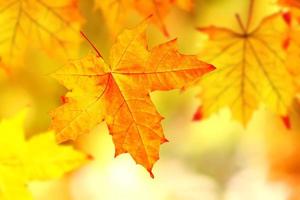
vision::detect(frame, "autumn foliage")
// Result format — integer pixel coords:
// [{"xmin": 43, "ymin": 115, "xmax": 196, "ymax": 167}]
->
[{"xmin": 2, "ymin": 0, "xmax": 300, "ymax": 199}]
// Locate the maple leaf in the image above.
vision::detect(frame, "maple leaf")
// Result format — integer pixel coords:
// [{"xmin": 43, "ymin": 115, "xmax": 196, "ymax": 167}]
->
[
  {"xmin": 0, "ymin": 0, "xmax": 84, "ymax": 65},
  {"xmin": 197, "ymin": 1, "xmax": 295, "ymax": 125},
  {"xmin": 0, "ymin": 110, "xmax": 87, "ymax": 200},
  {"xmin": 95, "ymin": 0, "xmax": 194, "ymax": 37},
  {"xmin": 50, "ymin": 20, "xmax": 214, "ymax": 176}
]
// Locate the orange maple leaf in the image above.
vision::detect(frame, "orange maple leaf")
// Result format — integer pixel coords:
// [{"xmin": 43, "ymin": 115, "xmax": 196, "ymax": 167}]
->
[
  {"xmin": 95, "ymin": 0, "xmax": 194, "ymax": 37},
  {"xmin": 50, "ymin": 20, "xmax": 214, "ymax": 176}
]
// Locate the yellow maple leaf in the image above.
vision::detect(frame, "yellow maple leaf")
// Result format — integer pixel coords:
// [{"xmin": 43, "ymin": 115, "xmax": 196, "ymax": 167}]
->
[
  {"xmin": 50, "ymin": 20, "xmax": 214, "ymax": 176},
  {"xmin": 0, "ymin": 0, "xmax": 84, "ymax": 65},
  {"xmin": 0, "ymin": 110, "xmax": 87, "ymax": 200},
  {"xmin": 197, "ymin": 1, "xmax": 295, "ymax": 125}
]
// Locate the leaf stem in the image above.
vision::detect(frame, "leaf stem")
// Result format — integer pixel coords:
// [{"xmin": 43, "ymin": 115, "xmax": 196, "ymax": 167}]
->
[
  {"xmin": 235, "ymin": 14, "xmax": 246, "ymax": 34},
  {"xmin": 246, "ymin": 0, "xmax": 255, "ymax": 31},
  {"xmin": 80, "ymin": 31, "xmax": 103, "ymax": 58}
]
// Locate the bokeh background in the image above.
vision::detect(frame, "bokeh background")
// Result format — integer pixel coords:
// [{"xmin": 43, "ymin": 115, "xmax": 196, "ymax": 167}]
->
[{"xmin": 1, "ymin": 0, "xmax": 300, "ymax": 199}]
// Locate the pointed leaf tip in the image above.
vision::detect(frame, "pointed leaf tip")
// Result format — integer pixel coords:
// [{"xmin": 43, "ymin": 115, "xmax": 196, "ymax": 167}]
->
[
  {"xmin": 282, "ymin": 12, "xmax": 292, "ymax": 26},
  {"xmin": 161, "ymin": 137, "xmax": 169, "ymax": 143},
  {"xmin": 209, "ymin": 64, "xmax": 216, "ymax": 71},
  {"xmin": 162, "ymin": 26, "xmax": 170, "ymax": 38},
  {"xmin": 60, "ymin": 96, "xmax": 69, "ymax": 104},
  {"xmin": 282, "ymin": 37, "xmax": 291, "ymax": 49},
  {"xmin": 193, "ymin": 106, "xmax": 203, "ymax": 121},
  {"xmin": 281, "ymin": 115, "xmax": 291, "ymax": 129},
  {"xmin": 114, "ymin": 151, "xmax": 119, "ymax": 158}
]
